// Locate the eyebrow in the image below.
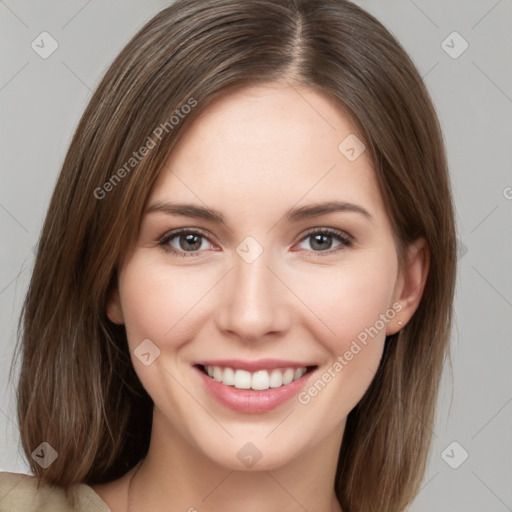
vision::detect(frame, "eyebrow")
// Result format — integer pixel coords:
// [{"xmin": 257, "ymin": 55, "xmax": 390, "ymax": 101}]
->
[{"xmin": 145, "ymin": 200, "xmax": 373, "ymax": 223}]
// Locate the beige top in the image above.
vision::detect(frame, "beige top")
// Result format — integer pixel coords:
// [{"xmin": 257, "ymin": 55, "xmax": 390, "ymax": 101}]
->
[{"xmin": 0, "ymin": 472, "xmax": 111, "ymax": 512}]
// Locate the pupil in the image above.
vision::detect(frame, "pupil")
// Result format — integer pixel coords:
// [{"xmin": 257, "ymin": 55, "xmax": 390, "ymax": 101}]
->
[
  {"xmin": 311, "ymin": 234, "xmax": 331, "ymax": 251},
  {"xmin": 181, "ymin": 234, "xmax": 201, "ymax": 251}
]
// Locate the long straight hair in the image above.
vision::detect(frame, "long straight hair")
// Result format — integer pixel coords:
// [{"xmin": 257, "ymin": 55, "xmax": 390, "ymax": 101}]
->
[{"xmin": 10, "ymin": 1, "xmax": 456, "ymax": 510}]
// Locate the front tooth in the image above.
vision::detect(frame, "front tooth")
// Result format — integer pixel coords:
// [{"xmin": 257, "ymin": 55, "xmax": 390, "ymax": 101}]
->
[
  {"xmin": 282, "ymin": 368, "xmax": 294, "ymax": 385},
  {"xmin": 213, "ymin": 366, "xmax": 223, "ymax": 382},
  {"xmin": 222, "ymin": 367, "xmax": 235, "ymax": 385},
  {"xmin": 252, "ymin": 370, "xmax": 270, "ymax": 390},
  {"xmin": 234, "ymin": 369, "xmax": 252, "ymax": 389},
  {"xmin": 269, "ymin": 369, "xmax": 283, "ymax": 388}
]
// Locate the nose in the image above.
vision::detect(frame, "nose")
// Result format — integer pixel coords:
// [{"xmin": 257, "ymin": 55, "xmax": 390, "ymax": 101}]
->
[{"xmin": 214, "ymin": 250, "xmax": 291, "ymax": 342}]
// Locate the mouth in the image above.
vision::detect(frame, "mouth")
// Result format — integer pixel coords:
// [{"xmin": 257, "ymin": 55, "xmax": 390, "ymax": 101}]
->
[
  {"xmin": 195, "ymin": 364, "xmax": 317, "ymax": 391},
  {"xmin": 192, "ymin": 361, "xmax": 318, "ymax": 414}
]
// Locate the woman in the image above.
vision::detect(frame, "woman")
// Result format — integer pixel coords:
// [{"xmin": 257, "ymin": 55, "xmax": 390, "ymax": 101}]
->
[{"xmin": 0, "ymin": 0, "xmax": 456, "ymax": 510}]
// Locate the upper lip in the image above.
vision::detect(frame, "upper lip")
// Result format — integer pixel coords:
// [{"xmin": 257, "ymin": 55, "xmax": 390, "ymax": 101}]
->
[{"xmin": 194, "ymin": 359, "xmax": 317, "ymax": 372}]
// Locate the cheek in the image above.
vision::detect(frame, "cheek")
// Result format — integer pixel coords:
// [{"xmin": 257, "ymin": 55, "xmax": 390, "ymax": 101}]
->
[
  {"xmin": 296, "ymin": 254, "xmax": 397, "ymax": 403},
  {"xmin": 117, "ymin": 256, "xmax": 219, "ymax": 421},
  {"xmin": 297, "ymin": 254, "xmax": 397, "ymax": 349},
  {"xmin": 118, "ymin": 256, "xmax": 217, "ymax": 346},
  {"xmin": 293, "ymin": 262, "xmax": 396, "ymax": 418}
]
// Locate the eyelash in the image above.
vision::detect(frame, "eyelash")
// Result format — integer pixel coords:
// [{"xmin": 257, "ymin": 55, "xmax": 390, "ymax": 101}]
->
[{"xmin": 158, "ymin": 227, "xmax": 353, "ymax": 258}]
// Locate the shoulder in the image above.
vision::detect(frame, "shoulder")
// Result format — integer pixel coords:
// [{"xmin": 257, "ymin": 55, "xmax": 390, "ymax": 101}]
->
[{"xmin": 0, "ymin": 471, "xmax": 111, "ymax": 512}]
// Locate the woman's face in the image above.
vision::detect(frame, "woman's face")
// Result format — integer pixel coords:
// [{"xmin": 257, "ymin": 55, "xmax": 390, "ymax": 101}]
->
[{"xmin": 108, "ymin": 84, "xmax": 417, "ymax": 470}]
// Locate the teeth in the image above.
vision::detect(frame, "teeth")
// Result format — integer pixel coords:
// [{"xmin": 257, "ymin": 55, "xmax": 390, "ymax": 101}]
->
[
  {"xmin": 282, "ymin": 368, "xmax": 294, "ymax": 385},
  {"xmin": 251, "ymin": 370, "xmax": 269, "ymax": 390},
  {"xmin": 222, "ymin": 367, "xmax": 235, "ymax": 386},
  {"xmin": 294, "ymin": 367, "xmax": 306, "ymax": 380},
  {"xmin": 203, "ymin": 365, "xmax": 309, "ymax": 390},
  {"xmin": 234, "ymin": 369, "xmax": 251, "ymax": 389},
  {"xmin": 269, "ymin": 369, "xmax": 283, "ymax": 388},
  {"xmin": 213, "ymin": 366, "xmax": 223, "ymax": 382}
]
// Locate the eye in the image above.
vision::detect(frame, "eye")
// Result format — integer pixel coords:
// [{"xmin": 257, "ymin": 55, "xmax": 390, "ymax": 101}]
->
[
  {"xmin": 159, "ymin": 229, "xmax": 214, "ymax": 257},
  {"xmin": 158, "ymin": 227, "xmax": 353, "ymax": 258},
  {"xmin": 296, "ymin": 228, "xmax": 352, "ymax": 256}
]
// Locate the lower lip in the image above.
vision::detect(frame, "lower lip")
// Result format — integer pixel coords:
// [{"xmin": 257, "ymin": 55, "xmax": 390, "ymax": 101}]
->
[{"xmin": 193, "ymin": 366, "xmax": 316, "ymax": 414}]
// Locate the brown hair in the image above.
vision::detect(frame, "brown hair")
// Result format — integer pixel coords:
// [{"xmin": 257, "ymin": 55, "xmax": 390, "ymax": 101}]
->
[{"xmin": 10, "ymin": 1, "xmax": 456, "ymax": 510}]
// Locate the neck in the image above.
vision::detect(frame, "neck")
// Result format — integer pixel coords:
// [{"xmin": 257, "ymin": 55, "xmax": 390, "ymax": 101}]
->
[{"xmin": 126, "ymin": 408, "xmax": 344, "ymax": 512}]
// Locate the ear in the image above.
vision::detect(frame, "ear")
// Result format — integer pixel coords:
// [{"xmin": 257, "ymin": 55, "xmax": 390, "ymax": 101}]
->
[
  {"xmin": 387, "ymin": 237, "xmax": 430, "ymax": 335},
  {"xmin": 106, "ymin": 286, "xmax": 125, "ymax": 325}
]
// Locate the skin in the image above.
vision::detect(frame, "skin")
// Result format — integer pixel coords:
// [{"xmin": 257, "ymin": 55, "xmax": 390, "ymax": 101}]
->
[{"xmin": 92, "ymin": 83, "xmax": 429, "ymax": 512}]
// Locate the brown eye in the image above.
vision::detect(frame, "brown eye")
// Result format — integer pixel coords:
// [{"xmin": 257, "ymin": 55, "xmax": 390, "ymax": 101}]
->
[
  {"xmin": 297, "ymin": 229, "xmax": 352, "ymax": 255},
  {"xmin": 159, "ymin": 229, "xmax": 213, "ymax": 257}
]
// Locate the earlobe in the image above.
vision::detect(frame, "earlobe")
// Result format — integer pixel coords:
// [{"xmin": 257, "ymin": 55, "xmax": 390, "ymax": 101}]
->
[
  {"xmin": 387, "ymin": 238, "xmax": 430, "ymax": 335},
  {"xmin": 106, "ymin": 286, "xmax": 125, "ymax": 324}
]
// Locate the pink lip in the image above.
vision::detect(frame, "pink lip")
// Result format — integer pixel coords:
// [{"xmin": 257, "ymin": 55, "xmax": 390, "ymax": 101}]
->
[
  {"xmin": 194, "ymin": 358, "xmax": 314, "ymax": 372},
  {"xmin": 193, "ymin": 364, "xmax": 317, "ymax": 414}
]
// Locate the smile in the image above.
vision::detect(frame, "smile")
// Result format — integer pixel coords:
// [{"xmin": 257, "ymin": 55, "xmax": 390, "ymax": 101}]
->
[
  {"xmin": 197, "ymin": 364, "xmax": 313, "ymax": 391},
  {"xmin": 193, "ymin": 360, "xmax": 318, "ymax": 413}
]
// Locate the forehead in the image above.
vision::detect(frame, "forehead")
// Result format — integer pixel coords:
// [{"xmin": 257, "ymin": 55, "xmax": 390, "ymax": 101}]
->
[{"xmin": 149, "ymin": 84, "xmax": 386, "ymax": 223}]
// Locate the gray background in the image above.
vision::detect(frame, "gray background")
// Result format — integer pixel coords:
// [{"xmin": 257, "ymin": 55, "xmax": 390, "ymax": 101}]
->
[{"xmin": 1, "ymin": 1, "xmax": 511, "ymax": 510}]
